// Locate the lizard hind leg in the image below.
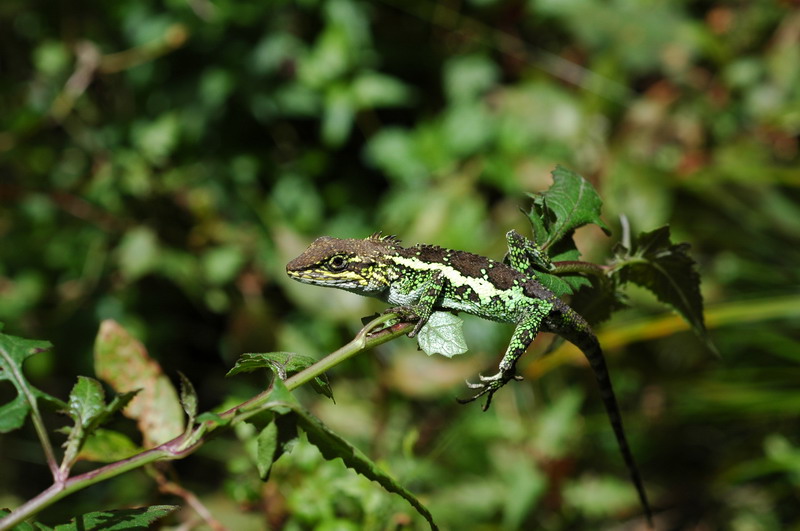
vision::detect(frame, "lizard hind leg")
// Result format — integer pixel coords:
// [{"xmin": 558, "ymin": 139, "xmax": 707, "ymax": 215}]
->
[{"xmin": 458, "ymin": 309, "xmax": 546, "ymax": 410}]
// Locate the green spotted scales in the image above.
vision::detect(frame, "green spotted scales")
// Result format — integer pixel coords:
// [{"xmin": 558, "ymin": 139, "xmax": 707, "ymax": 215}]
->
[{"xmin": 287, "ymin": 231, "xmax": 653, "ymax": 524}]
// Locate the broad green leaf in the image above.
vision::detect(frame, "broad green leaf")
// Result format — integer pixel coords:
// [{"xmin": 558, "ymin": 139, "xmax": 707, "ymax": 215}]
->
[
  {"xmin": 94, "ymin": 320, "xmax": 184, "ymax": 447},
  {"xmin": 66, "ymin": 376, "xmax": 106, "ymax": 429},
  {"xmin": 256, "ymin": 421, "xmax": 278, "ymax": 479},
  {"xmin": 228, "ymin": 352, "xmax": 332, "ymax": 400},
  {"xmin": 0, "ymin": 394, "xmax": 31, "ymax": 433},
  {"xmin": 0, "ymin": 331, "xmax": 64, "ymax": 433},
  {"xmin": 614, "ymin": 226, "xmax": 716, "ymax": 354},
  {"xmin": 50, "ymin": 505, "xmax": 177, "ymax": 530},
  {"xmin": 526, "ymin": 166, "xmax": 610, "ymax": 250},
  {"xmin": 62, "ymin": 376, "xmax": 138, "ymax": 468},
  {"xmin": 76, "ymin": 428, "xmax": 141, "ymax": 463},
  {"xmin": 417, "ymin": 312, "xmax": 468, "ymax": 358},
  {"xmin": 265, "ymin": 397, "xmax": 438, "ymax": 530}
]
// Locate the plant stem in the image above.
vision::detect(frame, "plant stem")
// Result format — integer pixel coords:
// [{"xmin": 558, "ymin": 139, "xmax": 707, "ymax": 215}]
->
[
  {"xmin": 0, "ymin": 445, "xmax": 172, "ymax": 530},
  {"xmin": 551, "ymin": 260, "xmax": 609, "ymax": 277},
  {"xmin": 284, "ymin": 313, "xmax": 413, "ymax": 391},
  {"xmin": 0, "ymin": 314, "xmax": 415, "ymax": 530}
]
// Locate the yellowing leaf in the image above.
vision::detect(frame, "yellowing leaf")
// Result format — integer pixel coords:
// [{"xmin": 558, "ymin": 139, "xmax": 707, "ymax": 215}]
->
[{"xmin": 93, "ymin": 320, "xmax": 184, "ymax": 447}]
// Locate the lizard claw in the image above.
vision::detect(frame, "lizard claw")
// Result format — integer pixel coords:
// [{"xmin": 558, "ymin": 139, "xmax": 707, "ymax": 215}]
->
[
  {"xmin": 456, "ymin": 370, "xmax": 522, "ymax": 411},
  {"xmin": 382, "ymin": 306, "xmax": 422, "ymax": 336}
]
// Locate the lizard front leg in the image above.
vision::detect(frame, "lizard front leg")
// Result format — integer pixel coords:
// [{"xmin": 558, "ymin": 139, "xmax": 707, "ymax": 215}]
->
[
  {"xmin": 504, "ymin": 229, "xmax": 554, "ymax": 276},
  {"xmin": 459, "ymin": 299, "xmax": 552, "ymax": 410},
  {"xmin": 384, "ymin": 270, "xmax": 445, "ymax": 338}
]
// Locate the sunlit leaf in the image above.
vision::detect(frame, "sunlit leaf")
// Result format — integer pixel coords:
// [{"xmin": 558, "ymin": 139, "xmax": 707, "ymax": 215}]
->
[
  {"xmin": 527, "ymin": 166, "xmax": 610, "ymax": 250},
  {"xmin": 417, "ymin": 312, "xmax": 468, "ymax": 358}
]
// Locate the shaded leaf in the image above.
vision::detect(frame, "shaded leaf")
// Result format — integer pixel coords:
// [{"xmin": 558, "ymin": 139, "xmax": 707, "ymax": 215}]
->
[
  {"xmin": 264, "ymin": 384, "xmax": 438, "ymax": 530},
  {"xmin": 76, "ymin": 428, "xmax": 141, "ymax": 463},
  {"xmin": 614, "ymin": 226, "xmax": 716, "ymax": 354},
  {"xmin": 94, "ymin": 320, "xmax": 184, "ymax": 447},
  {"xmin": 0, "ymin": 394, "xmax": 32, "ymax": 434},
  {"xmin": 177, "ymin": 371, "xmax": 198, "ymax": 426},
  {"xmin": 51, "ymin": 505, "xmax": 178, "ymax": 530},
  {"xmin": 62, "ymin": 376, "xmax": 138, "ymax": 468},
  {"xmin": 228, "ymin": 351, "xmax": 333, "ymax": 400},
  {"xmin": 417, "ymin": 312, "xmax": 468, "ymax": 358},
  {"xmin": 568, "ymin": 278, "xmax": 628, "ymax": 326},
  {"xmin": 0, "ymin": 331, "xmax": 64, "ymax": 433},
  {"xmin": 256, "ymin": 421, "xmax": 278, "ymax": 480}
]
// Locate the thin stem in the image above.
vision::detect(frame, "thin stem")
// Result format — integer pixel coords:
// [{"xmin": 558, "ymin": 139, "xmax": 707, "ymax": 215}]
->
[
  {"xmin": 153, "ymin": 469, "xmax": 228, "ymax": 531},
  {"xmin": 0, "ymin": 345, "xmax": 60, "ymax": 481},
  {"xmin": 551, "ymin": 260, "xmax": 609, "ymax": 277},
  {"xmin": 284, "ymin": 313, "xmax": 413, "ymax": 392},
  {"xmin": 0, "ymin": 445, "xmax": 173, "ymax": 529},
  {"xmin": 0, "ymin": 314, "xmax": 415, "ymax": 530}
]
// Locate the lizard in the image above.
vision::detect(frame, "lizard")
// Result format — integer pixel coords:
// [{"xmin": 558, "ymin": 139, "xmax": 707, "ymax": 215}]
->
[{"xmin": 286, "ymin": 231, "xmax": 653, "ymax": 525}]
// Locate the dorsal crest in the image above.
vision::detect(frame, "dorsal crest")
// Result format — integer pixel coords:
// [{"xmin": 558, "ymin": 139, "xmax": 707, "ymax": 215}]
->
[{"xmin": 368, "ymin": 231, "xmax": 401, "ymax": 245}]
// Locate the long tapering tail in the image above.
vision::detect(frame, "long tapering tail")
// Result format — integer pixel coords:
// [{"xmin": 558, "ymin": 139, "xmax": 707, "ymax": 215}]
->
[{"xmin": 569, "ymin": 328, "xmax": 654, "ymax": 526}]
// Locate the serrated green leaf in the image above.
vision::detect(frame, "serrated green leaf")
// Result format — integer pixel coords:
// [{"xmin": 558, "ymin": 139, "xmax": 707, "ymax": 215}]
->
[
  {"xmin": 50, "ymin": 505, "xmax": 177, "ymax": 530},
  {"xmin": 67, "ymin": 376, "xmax": 106, "ymax": 428},
  {"xmin": 256, "ymin": 421, "xmax": 278, "ymax": 479},
  {"xmin": 266, "ymin": 400, "xmax": 437, "ymax": 530},
  {"xmin": 228, "ymin": 351, "xmax": 333, "ymax": 400},
  {"xmin": 63, "ymin": 377, "xmax": 138, "ymax": 468},
  {"xmin": 527, "ymin": 166, "xmax": 610, "ymax": 251},
  {"xmin": 0, "ymin": 394, "xmax": 31, "ymax": 433},
  {"xmin": 0, "ymin": 331, "xmax": 64, "ymax": 433},
  {"xmin": 417, "ymin": 312, "xmax": 468, "ymax": 358},
  {"xmin": 614, "ymin": 226, "xmax": 716, "ymax": 354}
]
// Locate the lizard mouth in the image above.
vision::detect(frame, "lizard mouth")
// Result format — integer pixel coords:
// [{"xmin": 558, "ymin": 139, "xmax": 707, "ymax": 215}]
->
[{"xmin": 286, "ymin": 269, "xmax": 361, "ymax": 287}]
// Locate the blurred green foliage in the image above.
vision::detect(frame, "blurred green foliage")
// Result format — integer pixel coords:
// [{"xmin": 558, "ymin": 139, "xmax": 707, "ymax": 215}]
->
[{"xmin": 1, "ymin": 0, "xmax": 799, "ymax": 529}]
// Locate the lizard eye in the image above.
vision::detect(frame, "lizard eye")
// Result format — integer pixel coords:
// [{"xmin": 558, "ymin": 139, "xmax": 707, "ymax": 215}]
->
[{"xmin": 327, "ymin": 255, "xmax": 347, "ymax": 272}]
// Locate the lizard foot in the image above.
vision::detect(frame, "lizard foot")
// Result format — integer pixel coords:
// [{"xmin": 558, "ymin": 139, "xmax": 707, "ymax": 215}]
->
[
  {"xmin": 382, "ymin": 306, "xmax": 423, "ymax": 337},
  {"xmin": 457, "ymin": 371, "xmax": 523, "ymax": 411}
]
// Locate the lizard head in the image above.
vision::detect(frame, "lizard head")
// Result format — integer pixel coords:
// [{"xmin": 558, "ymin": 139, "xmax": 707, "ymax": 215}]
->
[{"xmin": 286, "ymin": 234, "xmax": 399, "ymax": 295}]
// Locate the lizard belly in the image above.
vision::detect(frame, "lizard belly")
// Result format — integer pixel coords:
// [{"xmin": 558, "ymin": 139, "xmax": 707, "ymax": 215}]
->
[{"xmin": 385, "ymin": 283, "xmax": 426, "ymax": 306}]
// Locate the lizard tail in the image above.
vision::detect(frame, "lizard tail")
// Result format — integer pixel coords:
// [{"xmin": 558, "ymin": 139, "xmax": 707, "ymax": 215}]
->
[{"xmin": 571, "ymin": 330, "xmax": 654, "ymax": 527}]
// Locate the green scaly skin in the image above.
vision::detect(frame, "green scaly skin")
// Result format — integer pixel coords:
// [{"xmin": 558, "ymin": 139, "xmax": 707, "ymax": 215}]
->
[{"xmin": 286, "ymin": 231, "xmax": 653, "ymax": 525}]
